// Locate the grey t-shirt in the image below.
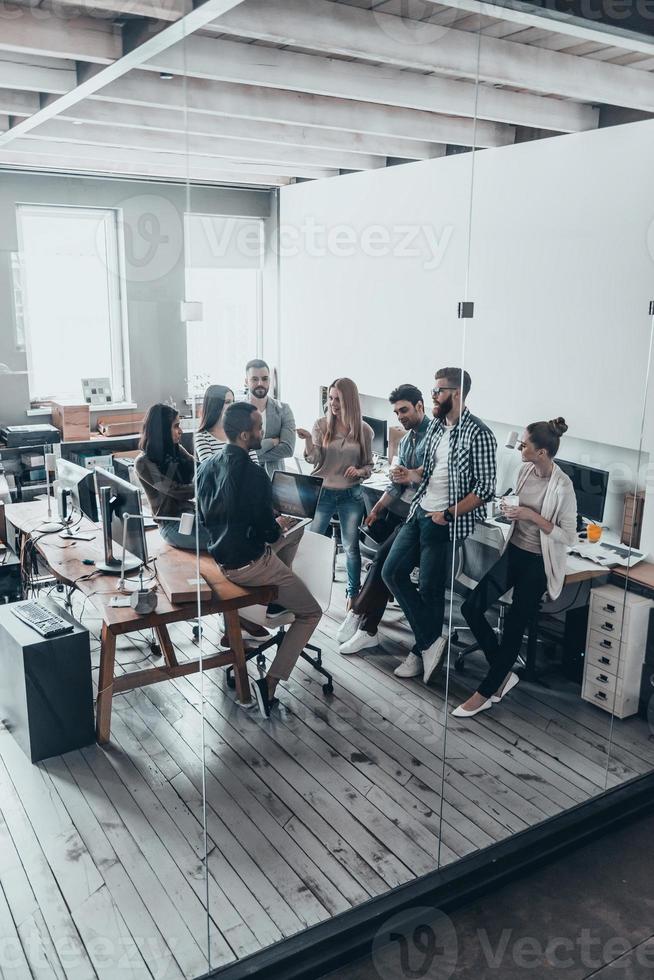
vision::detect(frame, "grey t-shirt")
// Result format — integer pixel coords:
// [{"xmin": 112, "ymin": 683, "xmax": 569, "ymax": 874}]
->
[{"xmin": 512, "ymin": 469, "xmax": 549, "ymax": 554}]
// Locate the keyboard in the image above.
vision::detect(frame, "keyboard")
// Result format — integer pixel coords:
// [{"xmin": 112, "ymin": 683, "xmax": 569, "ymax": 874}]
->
[
  {"xmin": 11, "ymin": 601, "xmax": 74, "ymax": 638},
  {"xmin": 600, "ymin": 542, "xmax": 644, "ymax": 560}
]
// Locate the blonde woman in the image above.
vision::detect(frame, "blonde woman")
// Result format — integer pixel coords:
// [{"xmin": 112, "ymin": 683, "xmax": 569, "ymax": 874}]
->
[{"xmin": 297, "ymin": 378, "xmax": 373, "ymax": 603}]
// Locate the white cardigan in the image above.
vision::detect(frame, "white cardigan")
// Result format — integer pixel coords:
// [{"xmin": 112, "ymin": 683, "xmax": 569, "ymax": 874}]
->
[{"xmin": 503, "ymin": 462, "xmax": 578, "ymax": 600}]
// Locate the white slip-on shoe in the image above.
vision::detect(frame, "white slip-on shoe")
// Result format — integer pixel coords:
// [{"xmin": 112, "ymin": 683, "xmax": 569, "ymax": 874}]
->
[
  {"xmin": 394, "ymin": 652, "xmax": 423, "ymax": 678},
  {"xmin": 337, "ymin": 609, "xmax": 361, "ymax": 645},
  {"xmin": 491, "ymin": 671, "xmax": 520, "ymax": 704},
  {"xmin": 340, "ymin": 629, "xmax": 379, "ymax": 656},
  {"xmin": 422, "ymin": 636, "xmax": 448, "ymax": 685},
  {"xmin": 451, "ymin": 698, "xmax": 493, "ymax": 718}
]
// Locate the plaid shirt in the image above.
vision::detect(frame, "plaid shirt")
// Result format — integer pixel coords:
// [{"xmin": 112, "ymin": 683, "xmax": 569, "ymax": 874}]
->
[{"xmin": 408, "ymin": 407, "xmax": 497, "ymax": 541}]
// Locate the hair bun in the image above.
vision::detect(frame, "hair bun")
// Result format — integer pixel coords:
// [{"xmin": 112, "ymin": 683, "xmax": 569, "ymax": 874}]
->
[{"xmin": 549, "ymin": 417, "xmax": 568, "ymax": 437}]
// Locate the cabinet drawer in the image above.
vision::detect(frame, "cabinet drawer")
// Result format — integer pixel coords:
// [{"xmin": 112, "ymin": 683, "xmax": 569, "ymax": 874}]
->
[
  {"xmin": 588, "ymin": 607, "xmax": 628, "ymax": 642},
  {"xmin": 586, "ymin": 643, "xmax": 624, "ymax": 679},
  {"xmin": 584, "ymin": 664, "xmax": 621, "ymax": 697},
  {"xmin": 582, "ymin": 678, "xmax": 638, "ymax": 719}
]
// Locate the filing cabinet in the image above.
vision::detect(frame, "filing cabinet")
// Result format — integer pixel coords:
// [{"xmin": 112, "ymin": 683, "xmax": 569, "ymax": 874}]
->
[{"xmin": 582, "ymin": 583, "xmax": 653, "ymax": 718}]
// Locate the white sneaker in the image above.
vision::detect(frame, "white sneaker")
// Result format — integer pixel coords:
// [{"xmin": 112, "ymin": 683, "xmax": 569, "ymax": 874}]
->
[
  {"xmin": 337, "ymin": 609, "xmax": 361, "ymax": 645},
  {"xmin": 394, "ymin": 653, "xmax": 423, "ymax": 678},
  {"xmin": 422, "ymin": 636, "xmax": 448, "ymax": 685},
  {"xmin": 340, "ymin": 629, "xmax": 379, "ymax": 656}
]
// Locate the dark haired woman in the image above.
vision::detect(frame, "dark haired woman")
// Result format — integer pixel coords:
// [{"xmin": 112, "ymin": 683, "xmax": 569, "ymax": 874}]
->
[
  {"xmin": 135, "ymin": 403, "xmax": 210, "ymax": 550},
  {"xmin": 452, "ymin": 418, "xmax": 577, "ymax": 719},
  {"xmin": 195, "ymin": 385, "xmax": 234, "ymax": 463}
]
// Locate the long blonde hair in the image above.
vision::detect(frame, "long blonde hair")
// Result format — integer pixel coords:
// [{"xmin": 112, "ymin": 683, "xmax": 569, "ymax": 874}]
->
[{"xmin": 325, "ymin": 378, "xmax": 366, "ymax": 459}]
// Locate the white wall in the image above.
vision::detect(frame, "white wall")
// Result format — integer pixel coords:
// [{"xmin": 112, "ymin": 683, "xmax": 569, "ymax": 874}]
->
[{"xmin": 277, "ymin": 119, "xmax": 654, "ymax": 552}]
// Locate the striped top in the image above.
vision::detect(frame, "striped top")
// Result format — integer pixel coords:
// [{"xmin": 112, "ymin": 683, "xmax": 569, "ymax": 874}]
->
[{"xmin": 195, "ymin": 429, "xmax": 258, "ymax": 466}]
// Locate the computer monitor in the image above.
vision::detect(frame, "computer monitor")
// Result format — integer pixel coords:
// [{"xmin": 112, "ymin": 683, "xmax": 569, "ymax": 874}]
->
[
  {"xmin": 94, "ymin": 467, "xmax": 148, "ymax": 573},
  {"xmin": 55, "ymin": 458, "xmax": 99, "ymax": 524},
  {"xmin": 556, "ymin": 459, "xmax": 609, "ymax": 527},
  {"xmin": 363, "ymin": 416, "xmax": 388, "ymax": 457}
]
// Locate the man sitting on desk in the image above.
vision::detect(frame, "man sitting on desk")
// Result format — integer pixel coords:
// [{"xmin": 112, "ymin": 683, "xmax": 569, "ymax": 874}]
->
[
  {"xmin": 197, "ymin": 402, "xmax": 321, "ymax": 718},
  {"xmin": 337, "ymin": 384, "xmax": 430, "ymax": 655}
]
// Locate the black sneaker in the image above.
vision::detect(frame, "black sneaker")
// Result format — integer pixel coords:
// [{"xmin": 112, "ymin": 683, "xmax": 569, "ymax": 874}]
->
[
  {"xmin": 251, "ymin": 677, "xmax": 272, "ymax": 718},
  {"xmin": 266, "ymin": 603, "xmax": 289, "ymax": 621}
]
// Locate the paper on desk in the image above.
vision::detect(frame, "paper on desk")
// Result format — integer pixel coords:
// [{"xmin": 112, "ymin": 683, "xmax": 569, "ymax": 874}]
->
[{"xmin": 569, "ymin": 542, "xmax": 644, "ymax": 567}]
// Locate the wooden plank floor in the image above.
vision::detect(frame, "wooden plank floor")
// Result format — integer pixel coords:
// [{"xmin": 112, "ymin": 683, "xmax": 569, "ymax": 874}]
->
[{"xmin": 2, "ymin": 566, "xmax": 653, "ymax": 979}]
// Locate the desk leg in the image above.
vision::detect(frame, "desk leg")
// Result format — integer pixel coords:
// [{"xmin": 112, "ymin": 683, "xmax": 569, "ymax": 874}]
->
[
  {"xmin": 96, "ymin": 624, "xmax": 116, "ymax": 744},
  {"xmin": 155, "ymin": 626, "xmax": 178, "ymax": 668},
  {"xmin": 224, "ymin": 609, "xmax": 252, "ymax": 706}
]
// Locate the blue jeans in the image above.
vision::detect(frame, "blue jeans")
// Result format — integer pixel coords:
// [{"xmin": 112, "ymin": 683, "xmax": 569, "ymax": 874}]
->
[
  {"xmin": 159, "ymin": 520, "xmax": 211, "ymax": 552},
  {"xmin": 382, "ymin": 510, "xmax": 455, "ymax": 653},
  {"xmin": 311, "ymin": 486, "xmax": 364, "ymax": 598}
]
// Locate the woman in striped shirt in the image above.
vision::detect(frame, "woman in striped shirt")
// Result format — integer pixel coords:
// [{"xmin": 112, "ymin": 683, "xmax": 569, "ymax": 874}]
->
[{"xmin": 195, "ymin": 385, "xmax": 234, "ymax": 463}]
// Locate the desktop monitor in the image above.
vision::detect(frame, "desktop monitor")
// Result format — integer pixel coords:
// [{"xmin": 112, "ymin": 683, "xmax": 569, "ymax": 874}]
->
[
  {"xmin": 94, "ymin": 467, "xmax": 148, "ymax": 573},
  {"xmin": 55, "ymin": 458, "xmax": 99, "ymax": 523},
  {"xmin": 363, "ymin": 416, "xmax": 388, "ymax": 457},
  {"xmin": 556, "ymin": 459, "xmax": 609, "ymax": 525}
]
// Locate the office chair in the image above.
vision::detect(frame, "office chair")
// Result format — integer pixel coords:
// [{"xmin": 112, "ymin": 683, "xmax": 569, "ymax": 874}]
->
[
  {"xmin": 449, "ymin": 523, "xmax": 511, "ymax": 673},
  {"xmin": 225, "ymin": 530, "xmax": 336, "ymax": 695}
]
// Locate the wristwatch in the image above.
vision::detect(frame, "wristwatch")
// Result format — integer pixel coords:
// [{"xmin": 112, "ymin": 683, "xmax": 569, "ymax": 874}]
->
[{"xmin": 443, "ymin": 508, "xmax": 455, "ymax": 524}]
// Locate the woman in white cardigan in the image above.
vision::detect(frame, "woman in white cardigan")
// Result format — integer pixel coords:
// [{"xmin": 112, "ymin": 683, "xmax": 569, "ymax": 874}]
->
[{"xmin": 452, "ymin": 418, "xmax": 577, "ymax": 719}]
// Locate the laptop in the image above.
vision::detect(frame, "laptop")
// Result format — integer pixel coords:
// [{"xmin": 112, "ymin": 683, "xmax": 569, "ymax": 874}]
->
[{"xmin": 271, "ymin": 471, "xmax": 323, "ymax": 537}]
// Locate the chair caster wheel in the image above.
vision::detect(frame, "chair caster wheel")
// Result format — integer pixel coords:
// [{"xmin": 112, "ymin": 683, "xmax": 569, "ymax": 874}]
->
[
  {"xmin": 226, "ymin": 673, "xmax": 236, "ymax": 689},
  {"xmin": 454, "ymin": 656, "xmax": 465, "ymax": 673},
  {"xmin": 323, "ymin": 683, "xmax": 334, "ymax": 696},
  {"xmin": 150, "ymin": 644, "xmax": 162, "ymax": 657},
  {"xmin": 192, "ymin": 625, "xmax": 201, "ymax": 640},
  {"xmin": 451, "ymin": 630, "xmax": 459, "ymax": 645}
]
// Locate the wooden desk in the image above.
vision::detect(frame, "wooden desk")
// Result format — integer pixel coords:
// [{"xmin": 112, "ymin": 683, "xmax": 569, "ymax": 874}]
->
[
  {"xmin": 3, "ymin": 501, "xmax": 276, "ymax": 743},
  {"xmin": 612, "ymin": 561, "xmax": 654, "ymax": 594}
]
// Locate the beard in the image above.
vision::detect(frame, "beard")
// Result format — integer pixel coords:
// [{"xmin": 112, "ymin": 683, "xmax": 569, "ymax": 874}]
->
[
  {"xmin": 252, "ymin": 386, "xmax": 267, "ymax": 398},
  {"xmin": 433, "ymin": 395, "xmax": 453, "ymax": 419}
]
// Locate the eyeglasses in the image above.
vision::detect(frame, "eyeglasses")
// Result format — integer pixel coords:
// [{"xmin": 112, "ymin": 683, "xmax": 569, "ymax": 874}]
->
[{"xmin": 431, "ymin": 387, "xmax": 457, "ymax": 398}]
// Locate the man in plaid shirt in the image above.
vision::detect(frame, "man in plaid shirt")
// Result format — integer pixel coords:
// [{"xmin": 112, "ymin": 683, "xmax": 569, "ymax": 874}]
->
[{"xmin": 382, "ymin": 367, "xmax": 497, "ymax": 684}]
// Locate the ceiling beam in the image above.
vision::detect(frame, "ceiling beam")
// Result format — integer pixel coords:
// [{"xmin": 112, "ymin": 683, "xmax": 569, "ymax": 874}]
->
[
  {"xmin": 15, "ymin": 135, "xmax": 338, "ymax": 179},
  {"xmin": 58, "ymin": 100, "xmax": 446, "ymax": 159},
  {"xmin": 0, "ymin": 57, "xmax": 76, "ymax": 94},
  {"xmin": 0, "ymin": 13, "xmax": 121, "ymax": 63},
  {"xmin": 0, "ymin": 152, "xmax": 291, "ymax": 186},
  {"xmin": 206, "ymin": 0, "xmax": 654, "ymax": 112},
  {"xmin": 0, "ymin": 88, "xmax": 40, "ymax": 116},
  {"xmin": 32, "ymin": 119, "xmax": 387, "ymax": 169},
  {"xmin": 0, "ymin": 0, "xmax": 248, "ymax": 147},
  {"xmin": 96, "ymin": 74, "xmax": 516, "ymax": 147},
  {"xmin": 37, "ymin": 0, "xmax": 190, "ymax": 21},
  {"xmin": 143, "ymin": 35, "xmax": 598, "ymax": 132},
  {"xmin": 0, "ymin": 116, "xmax": 8, "ymax": 133},
  {"xmin": 424, "ymin": 0, "xmax": 654, "ymax": 57}
]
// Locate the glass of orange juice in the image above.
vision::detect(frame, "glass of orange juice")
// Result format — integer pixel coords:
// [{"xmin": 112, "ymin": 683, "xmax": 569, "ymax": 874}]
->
[{"xmin": 587, "ymin": 523, "xmax": 602, "ymax": 543}]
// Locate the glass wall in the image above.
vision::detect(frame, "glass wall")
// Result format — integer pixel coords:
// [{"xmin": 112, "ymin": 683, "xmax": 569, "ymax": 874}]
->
[{"xmin": 2, "ymin": 2, "xmax": 654, "ymax": 979}]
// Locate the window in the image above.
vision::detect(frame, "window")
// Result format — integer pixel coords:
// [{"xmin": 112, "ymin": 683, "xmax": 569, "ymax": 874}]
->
[
  {"xmin": 184, "ymin": 214, "xmax": 263, "ymax": 399},
  {"xmin": 16, "ymin": 205, "xmax": 128, "ymax": 403}
]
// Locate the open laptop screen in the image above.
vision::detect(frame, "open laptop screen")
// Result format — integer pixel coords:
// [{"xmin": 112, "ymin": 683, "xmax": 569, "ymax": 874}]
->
[{"xmin": 272, "ymin": 472, "xmax": 323, "ymax": 518}]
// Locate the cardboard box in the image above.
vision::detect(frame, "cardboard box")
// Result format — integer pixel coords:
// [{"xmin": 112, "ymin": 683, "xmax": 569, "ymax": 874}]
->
[
  {"xmin": 96, "ymin": 412, "xmax": 144, "ymax": 437},
  {"xmin": 51, "ymin": 402, "xmax": 90, "ymax": 442}
]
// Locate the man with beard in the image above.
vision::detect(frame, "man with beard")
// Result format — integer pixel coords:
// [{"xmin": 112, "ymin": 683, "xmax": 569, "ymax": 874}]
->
[
  {"xmin": 337, "ymin": 384, "xmax": 430, "ymax": 655},
  {"xmin": 245, "ymin": 358, "xmax": 296, "ymax": 475},
  {"xmin": 382, "ymin": 368, "xmax": 497, "ymax": 684}
]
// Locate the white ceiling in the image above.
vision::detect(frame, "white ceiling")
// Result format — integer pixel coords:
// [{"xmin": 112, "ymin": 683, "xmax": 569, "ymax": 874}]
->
[{"xmin": 0, "ymin": 0, "xmax": 652, "ymax": 186}]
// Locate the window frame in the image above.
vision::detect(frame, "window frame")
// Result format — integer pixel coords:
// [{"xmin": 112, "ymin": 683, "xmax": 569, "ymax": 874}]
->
[{"xmin": 16, "ymin": 203, "xmax": 130, "ymax": 405}]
